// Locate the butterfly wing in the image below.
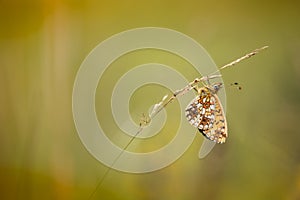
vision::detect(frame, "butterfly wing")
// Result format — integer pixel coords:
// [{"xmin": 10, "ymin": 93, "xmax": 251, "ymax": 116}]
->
[
  {"xmin": 199, "ymin": 93, "xmax": 227, "ymax": 143},
  {"xmin": 185, "ymin": 88, "xmax": 227, "ymax": 144}
]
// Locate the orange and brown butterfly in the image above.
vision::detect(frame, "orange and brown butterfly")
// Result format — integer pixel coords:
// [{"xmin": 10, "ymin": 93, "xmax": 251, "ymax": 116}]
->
[{"xmin": 185, "ymin": 82, "xmax": 227, "ymax": 144}]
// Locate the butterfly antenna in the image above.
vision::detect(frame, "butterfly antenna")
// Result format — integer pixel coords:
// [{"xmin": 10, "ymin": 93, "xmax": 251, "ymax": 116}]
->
[{"xmin": 230, "ymin": 82, "xmax": 242, "ymax": 90}]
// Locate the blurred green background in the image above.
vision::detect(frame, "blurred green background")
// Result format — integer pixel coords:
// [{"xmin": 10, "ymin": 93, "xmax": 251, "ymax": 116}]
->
[{"xmin": 1, "ymin": 0, "xmax": 300, "ymax": 200}]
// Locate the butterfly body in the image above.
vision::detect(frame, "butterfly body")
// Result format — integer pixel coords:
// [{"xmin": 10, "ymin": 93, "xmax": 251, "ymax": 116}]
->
[{"xmin": 185, "ymin": 83, "xmax": 227, "ymax": 144}]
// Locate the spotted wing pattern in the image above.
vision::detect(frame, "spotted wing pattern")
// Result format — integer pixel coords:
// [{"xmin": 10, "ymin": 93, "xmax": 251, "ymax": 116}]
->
[{"xmin": 185, "ymin": 87, "xmax": 227, "ymax": 144}]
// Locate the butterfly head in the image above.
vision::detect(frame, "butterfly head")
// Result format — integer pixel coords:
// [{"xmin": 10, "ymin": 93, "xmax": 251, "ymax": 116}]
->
[{"xmin": 208, "ymin": 82, "xmax": 223, "ymax": 94}]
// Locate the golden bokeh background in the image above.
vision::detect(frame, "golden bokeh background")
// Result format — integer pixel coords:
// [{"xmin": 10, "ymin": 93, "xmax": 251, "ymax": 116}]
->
[{"xmin": 1, "ymin": 0, "xmax": 300, "ymax": 200}]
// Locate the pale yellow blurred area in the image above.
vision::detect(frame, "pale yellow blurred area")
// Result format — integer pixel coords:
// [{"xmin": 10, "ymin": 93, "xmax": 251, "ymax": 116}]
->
[{"xmin": 1, "ymin": 0, "xmax": 300, "ymax": 200}]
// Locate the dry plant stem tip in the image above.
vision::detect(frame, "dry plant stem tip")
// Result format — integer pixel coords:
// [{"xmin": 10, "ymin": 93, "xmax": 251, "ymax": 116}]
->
[{"xmin": 212, "ymin": 46, "xmax": 268, "ymax": 75}]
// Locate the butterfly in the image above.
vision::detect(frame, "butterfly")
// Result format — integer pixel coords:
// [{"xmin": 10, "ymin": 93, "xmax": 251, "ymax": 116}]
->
[{"xmin": 185, "ymin": 82, "xmax": 227, "ymax": 144}]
